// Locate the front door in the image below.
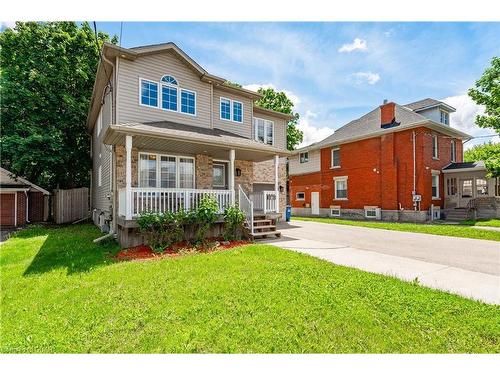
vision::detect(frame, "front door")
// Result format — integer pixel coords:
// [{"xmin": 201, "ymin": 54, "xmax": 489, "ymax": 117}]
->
[
  {"xmin": 311, "ymin": 192, "xmax": 320, "ymax": 215},
  {"xmin": 459, "ymin": 178, "xmax": 473, "ymax": 207}
]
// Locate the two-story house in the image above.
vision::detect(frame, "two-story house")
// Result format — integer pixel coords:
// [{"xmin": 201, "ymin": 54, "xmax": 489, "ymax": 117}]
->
[
  {"xmin": 288, "ymin": 99, "xmax": 484, "ymax": 222},
  {"xmin": 87, "ymin": 42, "xmax": 291, "ymax": 247}
]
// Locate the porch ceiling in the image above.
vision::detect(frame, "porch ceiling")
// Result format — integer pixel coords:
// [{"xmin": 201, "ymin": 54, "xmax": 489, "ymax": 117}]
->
[{"xmin": 104, "ymin": 121, "xmax": 289, "ymax": 162}]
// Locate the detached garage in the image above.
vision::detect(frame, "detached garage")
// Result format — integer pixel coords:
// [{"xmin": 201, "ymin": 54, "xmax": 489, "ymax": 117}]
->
[{"xmin": 0, "ymin": 167, "xmax": 50, "ymax": 228}]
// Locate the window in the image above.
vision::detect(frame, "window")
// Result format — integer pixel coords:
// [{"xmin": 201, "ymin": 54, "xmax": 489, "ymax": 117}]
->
[
  {"xmin": 334, "ymin": 176, "xmax": 348, "ymax": 200},
  {"xmin": 432, "ymin": 174, "xmax": 440, "ymax": 199},
  {"xmin": 440, "ymin": 110, "xmax": 449, "ymax": 125},
  {"xmin": 432, "ymin": 134, "xmax": 438, "ymax": 159},
  {"xmin": 476, "ymin": 178, "xmax": 488, "ymax": 196},
  {"xmin": 160, "ymin": 156, "xmax": 176, "ymax": 188},
  {"xmin": 220, "ymin": 98, "xmax": 243, "ymax": 122},
  {"xmin": 450, "ymin": 140, "xmax": 456, "ymax": 162},
  {"xmin": 462, "ymin": 179, "xmax": 473, "ymax": 198},
  {"xmin": 213, "ymin": 163, "xmax": 226, "ymax": 188},
  {"xmin": 364, "ymin": 206, "xmax": 380, "ymax": 219},
  {"xmin": 233, "ymin": 101, "xmax": 243, "ymax": 123},
  {"xmin": 330, "ymin": 206, "xmax": 341, "ymax": 217},
  {"xmin": 161, "ymin": 75, "xmax": 178, "ymax": 85},
  {"xmin": 161, "ymin": 85, "xmax": 178, "ymax": 111},
  {"xmin": 220, "ymin": 98, "xmax": 231, "ymax": 120},
  {"xmin": 98, "ymin": 165, "xmax": 102, "ymax": 187},
  {"xmin": 447, "ymin": 178, "xmax": 457, "ymax": 196},
  {"xmin": 254, "ymin": 118, "xmax": 274, "ymax": 145},
  {"xmin": 181, "ymin": 89, "xmax": 196, "ymax": 115},
  {"xmin": 140, "ymin": 79, "xmax": 158, "ymax": 107},
  {"xmin": 139, "ymin": 154, "xmax": 157, "ymax": 187},
  {"xmin": 296, "ymin": 192, "xmax": 305, "ymax": 200},
  {"xmin": 331, "ymin": 148, "xmax": 340, "ymax": 168},
  {"xmin": 299, "ymin": 152, "xmax": 309, "ymax": 163},
  {"xmin": 139, "ymin": 153, "xmax": 195, "ymax": 189}
]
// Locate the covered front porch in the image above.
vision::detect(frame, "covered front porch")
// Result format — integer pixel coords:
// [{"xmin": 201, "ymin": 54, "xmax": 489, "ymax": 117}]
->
[{"xmin": 104, "ymin": 121, "xmax": 288, "ymax": 224}]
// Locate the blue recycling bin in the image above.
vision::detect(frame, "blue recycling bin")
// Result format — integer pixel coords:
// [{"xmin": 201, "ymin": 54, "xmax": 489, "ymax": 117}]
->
[{"xmin": 285, "ymin": 205, "xmax": 292, "ymax": 222}]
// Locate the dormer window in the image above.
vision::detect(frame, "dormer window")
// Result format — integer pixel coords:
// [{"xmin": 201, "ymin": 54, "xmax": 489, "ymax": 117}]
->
[{"xmin": 440, "ymin": 110, "xmax": 449, "ymax": 125}]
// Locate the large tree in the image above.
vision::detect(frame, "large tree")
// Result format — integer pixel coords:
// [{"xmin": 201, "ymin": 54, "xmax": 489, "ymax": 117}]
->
[
  {"xmin": 464, "ymin": 142, "xmax": 500, "ymax": 178},
  {"xmin": 0, "ymin": 22, "xmax": 115, "ymax": 190},
  {"xmin": 468, "ymin": 56, "xmax": 500, "ymax": 134},
  {"xmin": 255, "ymin": 87, "xmax": 303, "ymax": 150}
]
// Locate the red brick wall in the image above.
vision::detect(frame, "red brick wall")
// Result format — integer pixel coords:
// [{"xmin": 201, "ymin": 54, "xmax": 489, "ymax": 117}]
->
[
  {"xmin": 290, "ymin": 126, "xmax": 464, "ymax": 211},
  {"xmin": 16, "ymin": 192, "xmax": 27, "ymax": 225}
]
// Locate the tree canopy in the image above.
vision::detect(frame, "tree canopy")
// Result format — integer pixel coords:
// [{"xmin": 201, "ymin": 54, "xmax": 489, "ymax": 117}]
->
[
  {"xmin": 254, "ymin": 87, "xmax": 303, "ymax": 150},
  {"xmin": 468, "ymin": 56, "xmax": 500, "ymax": 134},
  {"xmin": 0, "ymin": 22, "xmax": 115, "ymax": 190},
  {"xmin": 464, "ymin": 142, "xmax": 500, "ymax": 178}
]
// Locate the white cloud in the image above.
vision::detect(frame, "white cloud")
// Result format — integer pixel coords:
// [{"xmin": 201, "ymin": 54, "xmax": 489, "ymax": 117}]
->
[
  {"xmin": 296, "ymin": 110, "xmax": 335, "ymax": 148},
  {"xmin": 243, "ymin": 83, "xmax": 301, "ymax": 106},
  {"xmin": 338, "ymin": 38, "xmax": 367, "ymax": 53},
  {"xmin": 1, "ymin": 21, "xmax": 16, "ymax": 30},
  {"xmin": 441, "ymin": 94, "xmax": 499, "ymax": 149},
  {"xmin": 353, "ymin": 71, "xmax": 380, "ymax": 85}
]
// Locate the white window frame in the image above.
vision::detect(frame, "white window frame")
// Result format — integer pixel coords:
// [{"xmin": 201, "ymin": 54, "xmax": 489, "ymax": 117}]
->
[
  {"xmin": 331, "ymin": 147, "xmax": 341, "ymax": 168},
  {"xmin": 138, "ymin": 76, "xmax": 197, "ymax": 117},
  {"xmin": 139, "ymin": 78, "xmax": 159, "ymax": 109},
  {"xmin": 253, "ymin": 117, "xmax": 274, "ymax": 146},
  {"xmin": 364, "ymin": 206, "xmax": 380, "ymax": 219},
  {"xmin": 330, "ymin": 206, "xmax": 341, "ymax": 217},
  {"xmin": 212, "ymin": 162, "xmax": 226, "ymax": 188},
  {"xmin": 98, "ymin": 165, "xmax": 102, "ymax": 187},
  {"xmin": 299, "ymin": 152, "xmax": 309, "ymax": 164},
  {"xmin": 296, "ymin": 192, "xmax": 305, "ymax": 201},
  {"xmin": 431, "ymin": 172, "xmax": 440, "ymax": 199},
  {"xmin": 450, "ymin": 140, "xmax": 456, "ymax": 162},
  {"xmin": 432, "ymin": 134, "xmax": 439, "ymax": 159},
  {"xmin": 138, "ymin": 152, "xmax": 196, "ymax": 189},
  {"xmin": 219, "ymin": 97, "xmax": 243, "ymax": 123},
  {"xmin": 440, "ymin": 110, "xmax": 449, "ymax": 125},
  {"xmin": 333, "ymin": 176, "xmax": 348, "ymax": 200}
]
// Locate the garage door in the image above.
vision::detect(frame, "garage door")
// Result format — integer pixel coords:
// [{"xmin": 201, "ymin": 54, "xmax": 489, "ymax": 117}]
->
[{"xmin": 0, "ymin": 193, "xmax": 16, "ymax": 227}]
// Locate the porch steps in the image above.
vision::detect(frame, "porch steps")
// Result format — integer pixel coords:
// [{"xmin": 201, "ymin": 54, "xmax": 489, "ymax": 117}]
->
[
  {"xmin": 247, "ymin": 215, "xmax": 281, "ymax": 239},
  {"xmin": 445, "ymin": 208, "xmax": 469, "ymax": 222}
]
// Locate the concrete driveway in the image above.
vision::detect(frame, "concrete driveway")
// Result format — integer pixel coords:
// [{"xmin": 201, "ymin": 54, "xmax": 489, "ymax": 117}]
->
[{"xmin": 263, "ymin": 220, "xmax": 500, "ymax": 304}]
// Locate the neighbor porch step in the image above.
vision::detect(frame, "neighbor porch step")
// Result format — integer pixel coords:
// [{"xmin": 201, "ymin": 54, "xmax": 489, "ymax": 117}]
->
[
  {"xmin": 252, "ymin": 225, "xmax": 276, "ymax": 229},
  {"xmin": 252, "ymin": 230, "xmax": 282, "ymax": 238},
  {"xmin": 253, "ymin": 219, "xmax": 272, "ymax": 224}
]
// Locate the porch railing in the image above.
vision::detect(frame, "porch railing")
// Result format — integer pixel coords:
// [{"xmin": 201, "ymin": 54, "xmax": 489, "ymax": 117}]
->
[
  {"xmin": 118, "ymin": 188, "xmax": 231, "ymax": 218},
  {"xmin": 250, "ymin": 190, "xmax": 278, "ymax": 214},
  {"xmin": 238, "ymin": 185, "xmax": 253, "ymax": 234}
]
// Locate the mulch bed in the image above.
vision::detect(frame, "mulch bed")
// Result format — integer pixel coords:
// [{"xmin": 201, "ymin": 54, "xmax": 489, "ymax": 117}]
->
[{"xmin": 114, "ymin": 238, "xmax": 251, "ymax": 261}]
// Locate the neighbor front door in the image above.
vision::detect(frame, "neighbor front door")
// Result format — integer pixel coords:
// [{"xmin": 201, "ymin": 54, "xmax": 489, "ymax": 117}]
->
[
  {"xmin": 459, "ymin": 178, "xmax": 473, "ymax": 207},
  {"xmin": 311, "ymin": 192, "xmax": 320, "ymax": 215}
]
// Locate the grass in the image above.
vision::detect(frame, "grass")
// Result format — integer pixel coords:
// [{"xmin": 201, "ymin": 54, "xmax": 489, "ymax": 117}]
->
[
  {"xmin": 293, "ymin": 217, "xmax": 500, "ymax": 241},
  {"xmin": 1, "ymin": 224, "xmax": 499, "ymax": 353},
  {"xmin": 460, "ymin": 219, "xmax": 500, "ymax": 228}
]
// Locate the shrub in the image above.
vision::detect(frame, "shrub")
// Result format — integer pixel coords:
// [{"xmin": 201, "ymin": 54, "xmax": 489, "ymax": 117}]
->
[
  {"xmin": 193, "ymin": 196, "xmax": 220, "ymax": 245},
  {"xmin": 223, "ymin": 205, "xmax": 246, "ymax": 241},
  {"xmin": 137, "ymin": 211, "xmax": 184, "ymax": 252}
]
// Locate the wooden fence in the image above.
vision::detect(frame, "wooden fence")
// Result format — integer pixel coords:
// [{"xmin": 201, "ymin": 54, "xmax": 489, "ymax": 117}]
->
[{"xmin": 53, "ymin": 187, "xmax": 89, "ymax": 224}]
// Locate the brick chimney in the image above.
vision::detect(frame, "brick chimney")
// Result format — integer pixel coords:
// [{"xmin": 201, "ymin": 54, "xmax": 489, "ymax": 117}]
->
[{"xmin": 380, "ymin": 101, "xmax": 399, "ymax": 128}]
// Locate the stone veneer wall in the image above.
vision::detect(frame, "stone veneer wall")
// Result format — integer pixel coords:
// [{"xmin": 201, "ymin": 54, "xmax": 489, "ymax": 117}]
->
[
  {"xmin": 253, "ymin": 159, "xmax": 287, "ymax": 214},
  {"xmin": 235, "ymin": 160, "xmax": 254, "ymax": 194},
  {"xmin": 116, "ymin": 145, "xmax": 138, "ymax": 189},
  {"xmin": 195, "ymin": 154, "xmax": 213, "ymax": 189}
]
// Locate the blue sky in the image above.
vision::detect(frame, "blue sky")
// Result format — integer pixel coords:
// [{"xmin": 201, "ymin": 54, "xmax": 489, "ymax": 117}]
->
[{"xmin": 5, "ymin": 21, "xmax": 500, "ymax": 147}]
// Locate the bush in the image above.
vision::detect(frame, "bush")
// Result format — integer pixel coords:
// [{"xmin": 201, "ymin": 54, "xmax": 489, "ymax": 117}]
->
[
  {"xmin": 193, "ymin": 196, "xmax": 220, "ymax": 245},
  {"xmin": 137, "ymin": 211, "xmax": 184, "ymax": 253},
  {"xmin": 223, "ymin": 205, "xmax": 246, "ymax": 241}
]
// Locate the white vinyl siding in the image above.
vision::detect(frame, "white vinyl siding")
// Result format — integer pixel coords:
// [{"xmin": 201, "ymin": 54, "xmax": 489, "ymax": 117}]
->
[{"xmin": 289, "ymin": 149, "xmax": 321, "ymax": 176}]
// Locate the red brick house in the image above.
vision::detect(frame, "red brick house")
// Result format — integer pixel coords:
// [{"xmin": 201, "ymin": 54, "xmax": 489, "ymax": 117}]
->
[{"xmin": 288, "ymin": 99, "xmax": 473, "ymax": 222}]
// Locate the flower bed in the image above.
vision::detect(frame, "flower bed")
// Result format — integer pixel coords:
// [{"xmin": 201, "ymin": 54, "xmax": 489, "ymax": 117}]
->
[{"xmin": 115, "ymin": 238, "xmax": 251, "ymax": 261}]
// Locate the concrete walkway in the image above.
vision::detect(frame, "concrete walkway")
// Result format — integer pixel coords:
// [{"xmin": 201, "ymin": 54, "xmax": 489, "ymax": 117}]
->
[{"xmin": 263, "ymin": 220, "xmax": 500, "ymax": 305}]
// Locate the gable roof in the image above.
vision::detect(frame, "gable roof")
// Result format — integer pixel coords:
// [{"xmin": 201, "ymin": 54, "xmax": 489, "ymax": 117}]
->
[
  {"xmin": 294, "ymin": 103, "xmax": 471, "ymax": 154},
  {"xmin": 0, "ymin": 167, "xmax": 50, "ymax": 194},
  {"xmin": 404, "ymin": 98, "xmax": 456, "ymax": 112}
]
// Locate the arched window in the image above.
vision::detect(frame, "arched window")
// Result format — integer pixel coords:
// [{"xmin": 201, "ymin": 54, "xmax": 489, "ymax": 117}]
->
[{"xmin": 161, "ymin": 75, "xmax": 178, "ymax": 85}]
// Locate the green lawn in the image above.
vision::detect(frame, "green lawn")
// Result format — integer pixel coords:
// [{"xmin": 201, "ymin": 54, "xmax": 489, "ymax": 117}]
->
[
  {"xmin": 461, "ymin": 219, "xmax": 500, "ymax": 228},
  {"xmin": 1, "ymin": 224, "xmax": 499, "ymax": 353},
  {"xmin": 293, "ymin": 217, "xmax": 500, "ymax": 241}
]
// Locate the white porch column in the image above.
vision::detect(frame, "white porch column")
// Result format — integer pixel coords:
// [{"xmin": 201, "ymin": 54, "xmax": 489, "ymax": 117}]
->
[
  {"xmin": 274, "ymin": 154, "xmax": 280, "ymax": 213},
  {"xmin": 229, "ymin": 149, "xmax": 235, "ymax": 205},
  {"xmin": 125, "ymin": 135, "xmax": 133, "ymax": 220}
]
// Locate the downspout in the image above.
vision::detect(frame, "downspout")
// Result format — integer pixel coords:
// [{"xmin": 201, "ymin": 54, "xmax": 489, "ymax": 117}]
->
[
  {"xmin": 25, "ymin": 191, "xmax": 29, "ymax": 223},
  {"xmin": 412, "ymin": 130, "xmax": 417, "ymax": 211}
]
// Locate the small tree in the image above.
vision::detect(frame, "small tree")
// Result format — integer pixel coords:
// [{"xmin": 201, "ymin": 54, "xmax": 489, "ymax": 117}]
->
[{"xmin": 223, "ymin": 205, "xmax": 246, "ymax": 241}]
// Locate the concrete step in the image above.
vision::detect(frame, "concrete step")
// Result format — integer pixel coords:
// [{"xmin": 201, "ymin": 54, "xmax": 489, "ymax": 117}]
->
[
  {"xmin": 253, "ymin": 225, "xmax": 276, "ymax": 230},
  {"xmin": 252, "ymin": 230, "xmax": 282, "ymax": 239}
]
